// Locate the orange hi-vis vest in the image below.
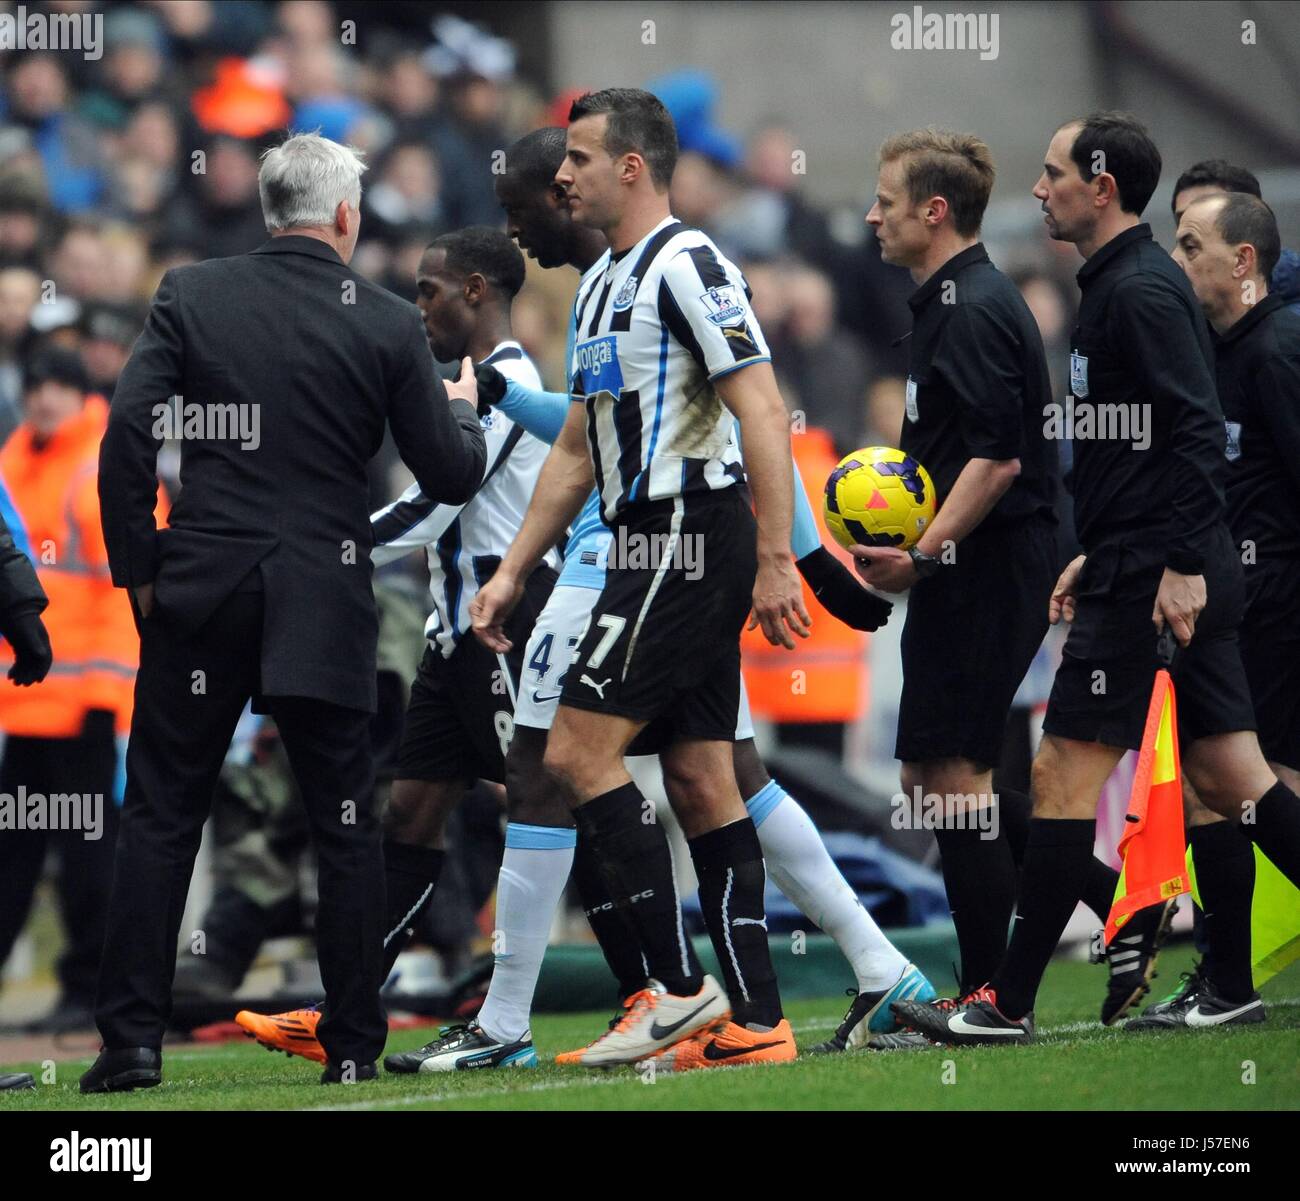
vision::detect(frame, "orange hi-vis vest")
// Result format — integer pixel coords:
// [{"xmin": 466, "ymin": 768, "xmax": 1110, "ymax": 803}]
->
[
  {"xmin": 0, "ymin": 395, "xmax": 164, "ymax": 737},
  {"xmin": 742, "ymin": 425, "xmax": 867, "ymax": 724}
]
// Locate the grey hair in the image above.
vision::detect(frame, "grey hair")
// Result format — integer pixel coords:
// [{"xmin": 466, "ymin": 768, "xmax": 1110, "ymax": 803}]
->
[{"xmin": 258, "ymin": 131, "xmax": 368, "ymax": 232}]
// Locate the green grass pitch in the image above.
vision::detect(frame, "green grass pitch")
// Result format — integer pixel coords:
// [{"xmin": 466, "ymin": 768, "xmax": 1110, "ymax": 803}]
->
[{"xmin": 7, "ymin": 947, "xmax": 1298, "ymax": 1111}]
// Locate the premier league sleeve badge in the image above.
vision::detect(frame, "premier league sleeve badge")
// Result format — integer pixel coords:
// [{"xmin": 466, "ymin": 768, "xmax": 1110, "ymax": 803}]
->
[
  {"xmin": 1224, "ymin": 420, "xmax": 1242, "ymax": 461},
  {"xmin": 1069, "ymin": 351, "xmax": 1089, "ymax": 399}
]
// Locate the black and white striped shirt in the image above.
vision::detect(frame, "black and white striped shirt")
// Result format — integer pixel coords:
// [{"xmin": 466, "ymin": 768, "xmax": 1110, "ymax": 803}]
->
[
  {"xmin": 370, "ymin": 341, "xmax": 557, "ymax": 656},
  {"xmin": 569, "ymin": 217, "xmax": 770, "ymax": 522}
]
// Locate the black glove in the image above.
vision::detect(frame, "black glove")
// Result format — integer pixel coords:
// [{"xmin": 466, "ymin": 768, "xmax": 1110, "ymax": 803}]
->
[
  {"xmin": 3, "ymin": 605, "xmax": 53, "ymax": 686},
  {"xmin": 796, "ymin": 546, "xmax": 892, "ymax": 632},
  {"xmin": 474, "ymin": 362, "xmax": 508, "ymax": 418}
]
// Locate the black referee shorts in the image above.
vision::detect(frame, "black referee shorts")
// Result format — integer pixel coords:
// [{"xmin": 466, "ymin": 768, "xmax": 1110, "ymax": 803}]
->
[
  {"xmin": 1043, "ymin": 525, "xmax": 1256, "ymax": 751},
  {"xmin": 396, "ymin": 565, "xmax": 556, "ymax": 784},
  {"xmin": 559, "ymin": 488, "xmax": 756, "ymax": 753},
  {"xmin": 1240, "ymin": 558, "xmax": 1300, "ymax": 770},
  {"xmin": 896, "ymin": 514, "xmax": 1056, "ymax": 768}
]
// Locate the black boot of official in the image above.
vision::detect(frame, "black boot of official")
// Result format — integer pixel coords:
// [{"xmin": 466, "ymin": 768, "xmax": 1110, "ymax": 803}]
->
[
  {"xmin": 79, "ymin": 1047, "xmax": 162, "ymax": 1094},
  {"xmin": 320, "ymin": 1060, "xmax": 378, "ymax": 1085}
]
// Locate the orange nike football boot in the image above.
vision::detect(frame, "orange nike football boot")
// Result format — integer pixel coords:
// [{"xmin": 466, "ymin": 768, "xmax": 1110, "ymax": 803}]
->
[
  {"xmin": 658, "ymin": 1017, "xmax": 797, "ymax": 1072},
  {"xmin": 554, "ymin": 977, "xmax": 731, "ymax": 1066},
  {"xmin": 235, "ymin": 1006, "xmax": 327, "ymax": 1064}
]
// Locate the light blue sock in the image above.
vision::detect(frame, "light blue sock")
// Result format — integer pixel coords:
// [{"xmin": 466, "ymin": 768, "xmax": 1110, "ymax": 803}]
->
[
  {"xmin": 746, "ymin": 780, "xmax": 908, "ymax": 991},
  {"xmin": 476, "ymin": 823, "xmax": 577, "ymax": 1043}
]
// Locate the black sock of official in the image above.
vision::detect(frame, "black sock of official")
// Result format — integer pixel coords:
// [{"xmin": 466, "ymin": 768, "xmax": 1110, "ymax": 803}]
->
[
  {"xmin": 573, "ymin": 783, "xmax": 701, "ymax": 997},
  {"xmin": 1000, "ymin": 787, "xmax": 1118, "ymax": 924},
  {"xmin": 1188, "ymin": 821, "xmax": 1256, "ymax": 1002},
  {"xmin": 990, "ymin": 818, "xmax": 1095, "ymax": 1019},
  {"xmin": 688, "ymin": 818, "xmax": 783, "ymax": 1029},
  {"xmin": 380, "ymin": 841, "xmax": 445, "ymax": 983},
  {"xmin": 1240, "ymin": 781, "xmax": 1300, "ymax": 889},
  {"xmin": 934, "ymin": 822, "xmax": 1018, "ymax": 993},
  {"xmin": 1081, "ymin": 859, "xmax": 1121, "ymax": 927},
  {"xmin": 572, "ymin": 832, "xmax": 650, "ymax": 1000},
  {"xmin": 998, "ymin": 788, "xmax": 1032, "ymax": 864}
]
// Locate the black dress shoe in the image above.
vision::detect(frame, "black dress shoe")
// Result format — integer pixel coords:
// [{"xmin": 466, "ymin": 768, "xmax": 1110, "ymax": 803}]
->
[
  {"xmin": 79, "ymin": 1048, "xmax": 162, "ymax": 1094},
  {"xmin": 320, "ymin": 1060, "xmax": 378, "ymax": 1085},
  {"xmin": 1, "ymin": 1072, "xmax": 35, "ymax": 1090}
]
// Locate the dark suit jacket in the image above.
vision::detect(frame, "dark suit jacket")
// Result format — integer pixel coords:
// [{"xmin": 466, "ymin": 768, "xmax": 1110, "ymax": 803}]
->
[{"xmin": 99, "ymin": 235, "xmax": 486, "ymax": 711}]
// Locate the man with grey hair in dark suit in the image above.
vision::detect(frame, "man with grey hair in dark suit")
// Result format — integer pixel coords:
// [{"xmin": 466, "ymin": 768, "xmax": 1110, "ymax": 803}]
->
[{"xmin": 85, "ymin": 132, "xmax": 486, "ymax": 1091}]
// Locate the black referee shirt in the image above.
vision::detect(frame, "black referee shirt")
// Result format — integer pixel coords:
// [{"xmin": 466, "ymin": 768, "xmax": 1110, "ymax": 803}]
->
[
  {"xmin": 1068, "ymin": 224, "xmax": 1225, "ymax": 574},
  {"xmin": 902, "ymin": 243, "xmax": 1057, "ymax": 527},
  {"xmin": 1213, "ymin": 291, "xmax": 1300, "ymax": 562}
]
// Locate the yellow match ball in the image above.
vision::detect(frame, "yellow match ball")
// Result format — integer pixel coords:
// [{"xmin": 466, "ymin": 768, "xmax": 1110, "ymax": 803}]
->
[{"xmin": 823, "ymin": 446, "xmax": 937, "ymax": 551}]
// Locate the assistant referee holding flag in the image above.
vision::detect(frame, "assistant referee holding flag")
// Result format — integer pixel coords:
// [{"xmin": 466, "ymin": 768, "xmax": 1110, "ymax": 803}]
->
[{"xmin": 86, "ymin": 132, "xmax": 486, "ymax": 1091}]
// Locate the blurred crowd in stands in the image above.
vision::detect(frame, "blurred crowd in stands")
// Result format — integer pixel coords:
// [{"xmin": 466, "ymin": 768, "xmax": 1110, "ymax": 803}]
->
[{"xmin": 0, "ymin": 2, "xmax": 1084, "ymax": 472}]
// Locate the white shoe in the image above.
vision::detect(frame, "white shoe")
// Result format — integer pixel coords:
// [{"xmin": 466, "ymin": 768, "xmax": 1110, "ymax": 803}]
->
[{"xmin": 563, "ymin": 975, "xmax": 730, "ymax": 1067}]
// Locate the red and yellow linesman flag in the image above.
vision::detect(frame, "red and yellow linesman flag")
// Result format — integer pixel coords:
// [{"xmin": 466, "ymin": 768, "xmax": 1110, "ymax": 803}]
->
[{"xmin": 1105, "ymin": 668, "xmax": 1191, "ymax": 944}]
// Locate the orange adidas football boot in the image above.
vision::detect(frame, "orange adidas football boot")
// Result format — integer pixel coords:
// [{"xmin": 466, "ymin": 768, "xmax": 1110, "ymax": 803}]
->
[
  {"xmin": 235, "ymin": 1006, "xmax": 327, "ymax": 1064},
  {"xmin": 658, "ymin": 1017, "xmax": 797, "ymax": 1072}
]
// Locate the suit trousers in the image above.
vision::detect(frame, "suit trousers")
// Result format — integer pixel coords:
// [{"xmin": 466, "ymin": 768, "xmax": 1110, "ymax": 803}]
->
[{"xmin": 94, "ymin": 589, "xmax": 387, "ymax": 1066}]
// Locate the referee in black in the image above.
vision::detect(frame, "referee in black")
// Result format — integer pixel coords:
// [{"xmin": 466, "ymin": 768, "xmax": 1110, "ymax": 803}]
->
[
  {"xmin": 902, "ymin": 112, "xmax": 1300, "ymax": 1046},
  {"xmin": 854, "ymin": 129, "xmax": 1073, "ymax": 1006},
  {"xmin": 86, "ymin": 132, "xmax": 486, "ymax": 1090},
  {"xmin": 1125, "ymin": 190, "xmax": 1300, "ymax": 1029}
]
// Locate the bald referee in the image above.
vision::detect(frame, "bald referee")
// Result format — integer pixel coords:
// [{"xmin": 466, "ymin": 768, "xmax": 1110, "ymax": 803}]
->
[
  {"xmin": 86, "ymin": 132, "xmax": 485, "ymax": 1091},
  {"xmin": 1128, "ymin": 191, "xmax": 1300, "ymax": 1029}
]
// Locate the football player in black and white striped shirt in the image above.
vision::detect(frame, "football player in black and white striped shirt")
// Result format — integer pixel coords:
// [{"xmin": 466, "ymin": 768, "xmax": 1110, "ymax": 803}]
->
[{"xmin": 475, "ymin": 89, "xmax": 808, "ymax": 1068}]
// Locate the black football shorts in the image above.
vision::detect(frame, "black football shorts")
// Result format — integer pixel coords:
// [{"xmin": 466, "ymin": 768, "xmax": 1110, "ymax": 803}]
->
[
  {"xmin": 558, "ymin": 488, "xmax": 756, "ymax": 753},
  {"xmin": 1239, "ymin": 558, "xmax": 1300, "ymax": 770},
  {"xmin": 396, "ymin": 564, "xmax": 556, "ymax": 783},
  {"xmin": 1043, "ymin": 525, "xmax": 1256, "ymax": 751},
  {"xmin": 896, "ymin": 514, "xmax": 1057, "ymax": 767}
]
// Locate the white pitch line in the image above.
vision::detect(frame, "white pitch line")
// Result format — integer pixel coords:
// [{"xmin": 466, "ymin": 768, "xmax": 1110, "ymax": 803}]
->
[
  {"xmin": 307, "ymin": 1074, "xmax": 629, "ymax": 1112},
  {"xmin": 1042, "ymin": 1020, "xmax": 1104, "ymax": 1036}
]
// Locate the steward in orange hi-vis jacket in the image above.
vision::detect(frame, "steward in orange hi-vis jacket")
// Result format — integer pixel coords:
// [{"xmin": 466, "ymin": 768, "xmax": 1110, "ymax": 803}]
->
[
  {"xmin": 0, "ymin": 374, "xmax": 165, "ymax": 738},
  {"xmin": 742, "ymin": 424, "xmax": 868, "ymax": 730}
]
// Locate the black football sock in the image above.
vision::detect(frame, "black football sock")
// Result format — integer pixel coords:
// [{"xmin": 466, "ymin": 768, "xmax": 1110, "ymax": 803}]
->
[
  {"xmin": 998, "ymin": 787, "xmax": 1032, "ymax": 863},
  {"xmin": 1188, "ymin": 821, "xmax": 1256, "ymax": 1002},
  {"xmin": 688, "ymin": 818, "xmax": 783, "ymax": 1029},
  {"xmin": 1240, "ymin": 781, "xmax": 1300, "ymax": 888},
  {"xmin": 1000, "ymin": 787, "xmax": 1119, "ymax": 924},
  {"xmin": 573, "ymin": 782, "xmax": 701, "ymax": 997},
  {"xmin": 572, "ymin": 832, "xmax": 650, "ymax": 1000},
  {"xmin": 934, "ymin": 821, "xmax": 1018, "ymax": 992},
  {"xmin": 1081, "ymin": 859, "xmax": 1121, "ymax": 928},
  {"xmin": 380, "ymin": 841, "xmax": 445, "ymax": 983},
  {"xmin": 990, "ymin": 818, "xmax": 1095, "ymax": 1019},
  {"xmin": 572, "ymin": 834, "xmax": 704, "ymax": 1001}
]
